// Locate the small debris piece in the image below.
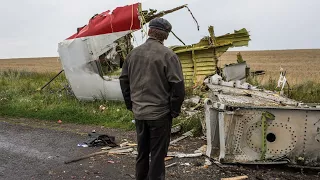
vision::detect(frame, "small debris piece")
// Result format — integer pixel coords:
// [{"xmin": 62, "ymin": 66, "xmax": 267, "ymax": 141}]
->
[
  {"xmin": 126, "ymin": 174, "xmax": 135, "ymax": 179},
  {"xmin": 83, "ymin": 132, "xmax": 117, "ymax": 147},
  {"xmin": 101, "ymin": 146, "xmax": 112, "ymax": 150},
  {"xmin": 221, "ymin": 175, "xmax": 248, "ymax": 180},
  {"xmin": 99, "ymin": 105, "xmax": 106, "ymax": 112},
  {"xmin": 120, "ymin": 142, "xmax": 129, "ymax": 147},
  {"xmin": 185, "ymin": 110, "xmax": 199, "ymax": 117},
  {"xmin": 132, "ymin": 150, "xmax": 138, "ymax": 155},
  {"xmin": 182, "ymin": 163, "xmax": 191, "ymax": 166},
  {"xmin": 120, "ymin": 141, "xmax": 137, "ymax": 148},
  {"xmin": 107, "ymin": 160, "xmax": 115, "ymax": 164},
  {"xmin": 77, "ymin": 143, "xmax": 89, "ymax": 147},
  {"xmin": 108, "ymin": 148, "xmax": 134, "ymax": 154},
  {"xmin": 165, "ymin": 163, "xmax": 177, "ymax": 168},
  {"xmin": 194, "ymin": 145, "xmax": 207, "ymax": 154},
  {"xmin": 204, "ymin": 158, "xmax": 212, "ymax": 166},
  {"xmin": 184, "ymin": 96, "xmax": 201, "ymax": 104},
  {"xmin": 167, "ymin": 152, "xmax": 202, "ymax": 158},
  {"xmin": 165, "ymin": 157, "xmax": 173, "ymax": 161},
  {"xmin": 170, "ymin": 130, "xmax": 193, "ymax": 145},
  {"xmin": 171, "ymin": 125, "xmax": 182, "ymax": 134},
  {"xmin": 58, "ymin": 120, "xmax": 62, "ymax": 124}
]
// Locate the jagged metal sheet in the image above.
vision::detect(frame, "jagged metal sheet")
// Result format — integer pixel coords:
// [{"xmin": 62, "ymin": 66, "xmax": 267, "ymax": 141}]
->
[{"xmin": 206, "ymin": 83, "xmax": 298, "ymax": 107}]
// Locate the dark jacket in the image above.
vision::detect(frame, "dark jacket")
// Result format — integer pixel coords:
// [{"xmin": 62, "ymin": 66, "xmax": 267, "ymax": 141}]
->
[{"xmin": 119, "ymin": 37, "xmax": 185, "ymax": 120}]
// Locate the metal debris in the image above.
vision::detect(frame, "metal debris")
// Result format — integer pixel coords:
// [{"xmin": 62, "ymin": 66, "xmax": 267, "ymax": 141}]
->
[
  {"xmin": 109, "ymin": 148, "xmax": 134, "ymax": 155},
  {"xmin": 165, "ymin": 162, "xmax": 178, "ymax": 168},
  {"xmin": 221, "ymin": 176, "xmax": 248, "ymax": 180},
  {"xmin": 204, "ymin": 74, "xmax": 320, "ymax": 166},
  {"xmin": 170, "ymin": 26, "xmax": 250, "ymax": 87},
  {"xmin": 167, "ymin": 152, "xmax": 202, "ymax": 158},
  {"xmin": 171, "ymin": 125, "xmax": 182, "ymax": 134},
  {"xmin": 170, "ymin": 130, "xmax": 193, "ymax": 145},
  {"xmin": 184, "ymin": 96, "xmax": 201, "ymax": 105},
  {"xmin": 194, "ymin": 145, "xmax": 207, "ymax": 155}
]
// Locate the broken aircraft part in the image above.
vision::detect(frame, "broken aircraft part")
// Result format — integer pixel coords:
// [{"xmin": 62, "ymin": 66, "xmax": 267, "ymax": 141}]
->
[
  {"xmin": 204, "ymin": 75, "xmax": 320, "ymax": 167},
  {"xmin": 57, "ymin": 3, "xmax": 250, "ymax": 101},
  {"xmin": 57, "ymin": 3, "xmax": 201, "ymax": 101},
  {"xmin": 170, "ymin": 26, "xmax": 250, "ymax": 88}
]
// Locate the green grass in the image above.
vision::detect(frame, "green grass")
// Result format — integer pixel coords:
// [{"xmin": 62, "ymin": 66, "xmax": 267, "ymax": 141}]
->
[
  {"xmin": 0, "ymin": 70, "xmax": 197, "ymax": 132},
  {"xmin": 4, "ymin": 69, "xmax": 318, "ymax": 133},
  {"xmin": 0, "ymin": 70, "xmax": 135, "ymax": 130}
]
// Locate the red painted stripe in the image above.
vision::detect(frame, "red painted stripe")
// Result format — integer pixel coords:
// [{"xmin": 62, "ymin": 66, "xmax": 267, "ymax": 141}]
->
[{"xmin": 66, "ymin": 3, "xmax": 141, "ymax": 40}]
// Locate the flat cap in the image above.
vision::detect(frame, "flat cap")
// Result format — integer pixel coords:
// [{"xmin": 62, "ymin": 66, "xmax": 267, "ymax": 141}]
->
[{"xmin": 149, "ymin": 17, "xmax": 172, "ymax": 33}]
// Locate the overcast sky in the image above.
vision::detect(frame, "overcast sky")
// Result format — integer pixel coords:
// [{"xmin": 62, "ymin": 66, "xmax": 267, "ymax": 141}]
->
[{"xmin": 0, "ymin": 0, "xmax": 319, "ymax": 58}]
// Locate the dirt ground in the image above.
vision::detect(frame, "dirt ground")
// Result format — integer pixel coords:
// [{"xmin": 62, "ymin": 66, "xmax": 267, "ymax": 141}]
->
[
  {"xmin": 1, "ymin": 49, "xmax": 320, "ymax": 85},
  {"xmin": 1, "ymin": 117, "xmax": 319, "ymax": 180},
  {"xmin": 219, "ymin": 49, "xmax": 320, "ymax": 85},
  {"xmin": 0, "ymin": 57, "xmax": 62, "ymax": 73}
]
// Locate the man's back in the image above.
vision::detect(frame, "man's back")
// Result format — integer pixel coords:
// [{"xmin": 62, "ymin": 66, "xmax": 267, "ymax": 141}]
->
[
  {"xmin": 123, "ymin": 37, "xmax": 182, "ymax": 120},
  {"xmin": 119, "ymin": 17, "xmax": 185, "ymax": 180}
]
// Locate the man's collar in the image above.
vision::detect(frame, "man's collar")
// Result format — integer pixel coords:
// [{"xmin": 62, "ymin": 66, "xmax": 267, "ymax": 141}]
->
[{"xmin": 147, "ymin": 37, "xmax": 163, "ymax": 44}]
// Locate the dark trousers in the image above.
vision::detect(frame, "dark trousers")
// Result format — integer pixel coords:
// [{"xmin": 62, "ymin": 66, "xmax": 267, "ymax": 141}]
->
[{"xmin": 135, "ymin": 115, "xmax": 172, "ymax": 180}]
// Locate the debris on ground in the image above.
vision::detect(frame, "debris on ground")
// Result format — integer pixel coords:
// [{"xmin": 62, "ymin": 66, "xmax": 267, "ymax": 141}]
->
[
  {"xmin": 65, "ymin": 145, "xmax": 137, "ymax": 164},
  {"xmin": 77, "ymin": 143, "xmax": 88, "ymax": 148},
  {"xmin": 119, "ymin": 141, "xmax": 137, "ymax": 148},
  {"xmin": 109, "ymin": 148, "xmax": 134, "ymax": 155},
  {"xmin": 167, "ymin": 152, "xmax": 202, "ymax": 158},
  {"xmin": 165, "ymin": 157, "xmax": 174, "ymax": 161},
  {"xmin": 194, "ymin": 145, "xmax": 207, "ymax": 155},
  {"xmin": 99, "ymin": 105, "xmax": 107, "ymax": 112},
  {"xmin": 170, "ymin": 130, "xmax": 193, "ymax": 145},
  {"xmin": 184, "ymin": 96, "xmax": 201, "ymax": 105},
  {"xmin": 81, "ymin": 131, "xmax": 117, "ymax": 147},
  {"xmin": 171, "ymin": 125, "xmax": 182, "ymax": 134},
  {"xmin": 165, "ymin": 163, "xmax": 178, "ymax": 168},
  {"xmin": 101, "ymin": 146, "xmax": 112, "ymax": 150},
  {"xmin": 221, "ymin": 175, "xmax": 248, "ymax": 180}
]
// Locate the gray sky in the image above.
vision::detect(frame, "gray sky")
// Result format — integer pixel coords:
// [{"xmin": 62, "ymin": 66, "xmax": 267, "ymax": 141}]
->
[{"xmin": 0, "ymin": 0, "xmax": 319, "ymax": 58}]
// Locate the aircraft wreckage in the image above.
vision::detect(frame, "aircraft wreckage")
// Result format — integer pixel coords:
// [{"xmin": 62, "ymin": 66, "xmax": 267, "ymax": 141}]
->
[{"xmin": 57, "ymin": 3, "xmax": 320, "ymax": 167}]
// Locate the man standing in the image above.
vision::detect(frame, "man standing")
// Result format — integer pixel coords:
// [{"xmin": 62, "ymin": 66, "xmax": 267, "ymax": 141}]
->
[{"xmin": 119, "ymin": 17, "xmax": 185, "ymax": 180}]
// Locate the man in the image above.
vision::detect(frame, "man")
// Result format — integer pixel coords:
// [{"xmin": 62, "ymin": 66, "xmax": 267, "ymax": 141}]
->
[{"xmin": 119, "ymin": 17, "xmax": 185, "ymax": 180}]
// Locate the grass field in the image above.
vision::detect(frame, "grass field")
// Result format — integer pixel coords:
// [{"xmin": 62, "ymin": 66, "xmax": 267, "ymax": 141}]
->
[
  {"xmin": 1, "ymin": 49, "xmax": 320, "ymax": 130},
  {"xmin": 1, "ymin": 49, "xmax": 320, "ymax": 85},
  {"xmin": 0, "ymin": 70, "xmax": 201, "ymax": 132}
]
